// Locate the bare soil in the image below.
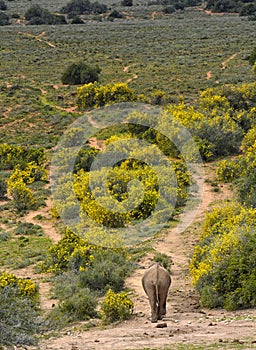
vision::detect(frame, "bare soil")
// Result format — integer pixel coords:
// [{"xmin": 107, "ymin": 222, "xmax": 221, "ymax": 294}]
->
[{"xmin": 28, "ymin": 162, "xmax": 255, "ymax": 350}]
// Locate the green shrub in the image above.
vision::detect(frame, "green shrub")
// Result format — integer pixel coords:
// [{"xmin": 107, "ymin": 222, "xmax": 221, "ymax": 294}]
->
[
  {"xmin": 0, "ymin": 178, "xmax": 7, "ymax": 198},
  {"xmin": 100, "ymin": 288, "xmax": 134, "ymax": 324},
  {"xmin": 237, "ymin": 162, "xmax": 256, "ymax": 208},
  {"xmin": 25, "ymin": 4, "xmax": 67, "ymax": 25},
  {"xmin": 60, "ymin": 0, "xmax": 107, "ymax": 15},
  {"xmin": 163, "ymin": 5, "xmax": 176, "ymax": 14},
  {"xmin": 0, "ymin": 287, "xmax": 40, "ymax": 346},
  {"xmin": 14, "ymin": 222, "xmax": 43, "ymax": 236},
  {"xmin": 216, "ymin": 128, "xmax": 256, "ymax": 208},
  {"xmin": 0, "ymin": 11, "xmax": 9, "ymax": 25},
  {"xmin": 108, "ymin": 10, "xmax": 123, "ymax": 19},
  {"xmin": 0, "ymin": 231, "xmax": 10, "ymax": 242},
  {"xmin": 71, "ymin": 15, "xmax": 84, "ymax": 23},
  {"xmin": 74, "ymin": 147, "xmax": 99, "ymax": 173},
  {"xmin": 239, "ymin": 2, "xmax": 256, "ymax": 16},
  {"xmin": 79, "ymin": 249, "xmax": 134, "ymax": 293},
  {"xmin": 153, "ymin": 252, "xmax": 172, "ymax": 272},
  {"xmin": 61, "ymin": 61, "xmax": 101, "ymax": 85},
  {"xmin": 59, "ymin": 288, "xmax": 98, "ymax": 322}
]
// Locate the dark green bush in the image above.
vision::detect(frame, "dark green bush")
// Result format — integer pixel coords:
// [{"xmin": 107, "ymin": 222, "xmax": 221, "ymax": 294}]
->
[
  {"xmin": 25, "ymin": 4, "xmax": 67, "ymax": 25},
  {"xmin": 74, "ymin": 147, "xmax": 99, "ymax": 173},
  {"xmin": 0, "ymin": 11, "xmax": 9, "ymax": 25},
  {"xmin": 61, "ymin": 61, "xmax": 101, "ymax": 85},
  {"xmin": 59, "ymin": 288, "xmax": 98, "ymax": 322},
  {"xmin": 206, "ymin": 229, "xmax": 256, "ymax": 310},
  {"xmin": 79, "ymin": 249, "xmax": 134, "ymax": 293},
  {"xmin": 14, "ymin": 222, "xmax": 43, "ymax": 236},
  {"xmin": 192, "ymin": 116, "xmax": 243, "ymax": 159},
  {"xmin": 163, "ymin": 5, "xmax": 176, "ymax": 13},
  {"xmin": 108, "ymin": 9, "xmax": 123, "ymax": 19},
  {"xmin": 121, "ymin": 0, "xmax": 133, "ymax": 6},
  {"xmin": 61, "ymin": 0, "xmax": 107, "ymax": 15},
  {"xmin": 0, "ymin": 178, "xmax": 7, "ymax": 198},
  {"xmin": 0, "ymin": 1, "xmax": 7, "ymax": 10},
  {"xmin": 239, "ymin": 2, "xmax": 256, "ymax": 16},
  {"xmin": 71, "ymin": 15, "xmax": 84, "ymax": 23}
]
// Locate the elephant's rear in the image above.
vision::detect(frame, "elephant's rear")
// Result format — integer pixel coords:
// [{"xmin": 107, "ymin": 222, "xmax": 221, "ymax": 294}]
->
[{"xmin": 142, "ymin": 262, "xmax": 171, "ymax": 322}]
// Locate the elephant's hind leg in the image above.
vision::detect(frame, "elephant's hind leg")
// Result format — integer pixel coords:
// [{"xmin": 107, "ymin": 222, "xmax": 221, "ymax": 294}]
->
[
  {"xmin": 158, "ymin": 291, "xmax": 168, "ymax": 320},
  {"xmin": 147, "ymin": 287, "xmax": 158, "ymax": 323}
]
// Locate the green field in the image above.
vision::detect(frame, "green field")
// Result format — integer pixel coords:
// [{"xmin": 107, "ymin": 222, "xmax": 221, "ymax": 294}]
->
[{"xmin": 1, "ymin": 6, "xmax": 256, "ymax": 147}]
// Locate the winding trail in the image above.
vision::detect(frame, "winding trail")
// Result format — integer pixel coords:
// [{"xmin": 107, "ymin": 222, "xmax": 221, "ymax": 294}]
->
[
  {"xmin": 18, "ymin": 31, "xmax": 56, "ymax": 48},
  {"xmin": 221, "ymin": 52, "xmax": 238, "ymax": 70},
  {"xmin": 123, "ymin": 65, "xmax": 139, "ymax": 83}
]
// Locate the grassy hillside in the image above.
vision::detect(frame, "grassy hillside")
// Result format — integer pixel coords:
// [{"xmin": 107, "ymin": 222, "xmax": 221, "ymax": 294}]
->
[{"xmin": 1, "ymin": 8, "xmax": 256, "ymax": 147}]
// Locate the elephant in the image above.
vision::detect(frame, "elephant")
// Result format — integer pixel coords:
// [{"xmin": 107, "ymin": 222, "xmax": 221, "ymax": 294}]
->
[{"xmin": 142, "ymin": 262, "xmax": 171, "ymax": 323}]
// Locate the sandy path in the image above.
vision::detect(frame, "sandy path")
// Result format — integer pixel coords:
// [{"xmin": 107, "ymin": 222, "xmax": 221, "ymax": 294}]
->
[
  {"xmin": 20, "ymin": 196, "xmax": 61, "ymax": 243},
  {"xmin": 18, "ymin": 31, "xmax": 56, "ymax": 48}
]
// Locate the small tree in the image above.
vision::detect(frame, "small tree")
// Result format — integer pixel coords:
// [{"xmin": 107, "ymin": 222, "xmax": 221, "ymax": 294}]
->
[{"xmin": 61, "ymin": 62, "xmax": 101, "ymax": 85}]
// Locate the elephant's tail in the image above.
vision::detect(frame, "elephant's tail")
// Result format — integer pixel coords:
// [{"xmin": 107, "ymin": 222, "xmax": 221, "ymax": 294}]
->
[{"xmin": 155, "ymin": 262, "xmax": 160, "ymax": 303}]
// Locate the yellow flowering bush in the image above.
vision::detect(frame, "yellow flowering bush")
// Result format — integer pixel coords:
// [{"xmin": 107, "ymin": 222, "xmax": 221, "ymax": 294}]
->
[
  {"xmin": 190, "ymin": 203, "xmax": 256, "ymax": 310},
  {"xmin": 0, "ymin": 143, "xmax": 46, "ymax": 170},
  {"xmin": 216, "ymin": 157, "xmax": 244, "ymax": 183},
  {"xmin": 40, "ymin": 229, "xmax": 96, "ymax": 273},
  {"xmin": 8, "ymin": 162, "xmax": 48, "ymax": 185},
  {"xmin": 100, "ymin": 288, "xmax": 134, "ymax": 324},
  {"xmin": 0, "ymin": 272, "xmax": 39, "ymax": 302},
  {"xmin": 77, "ymin": 82, "xmax": 136, "ymax": 109},
  {"xmin": 216, "ymin": 126, "xmax": 256, "ymax": 208},
  {"xmin": 7, "ymin": 177, "xmax": 36, "ymax": 211}
]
